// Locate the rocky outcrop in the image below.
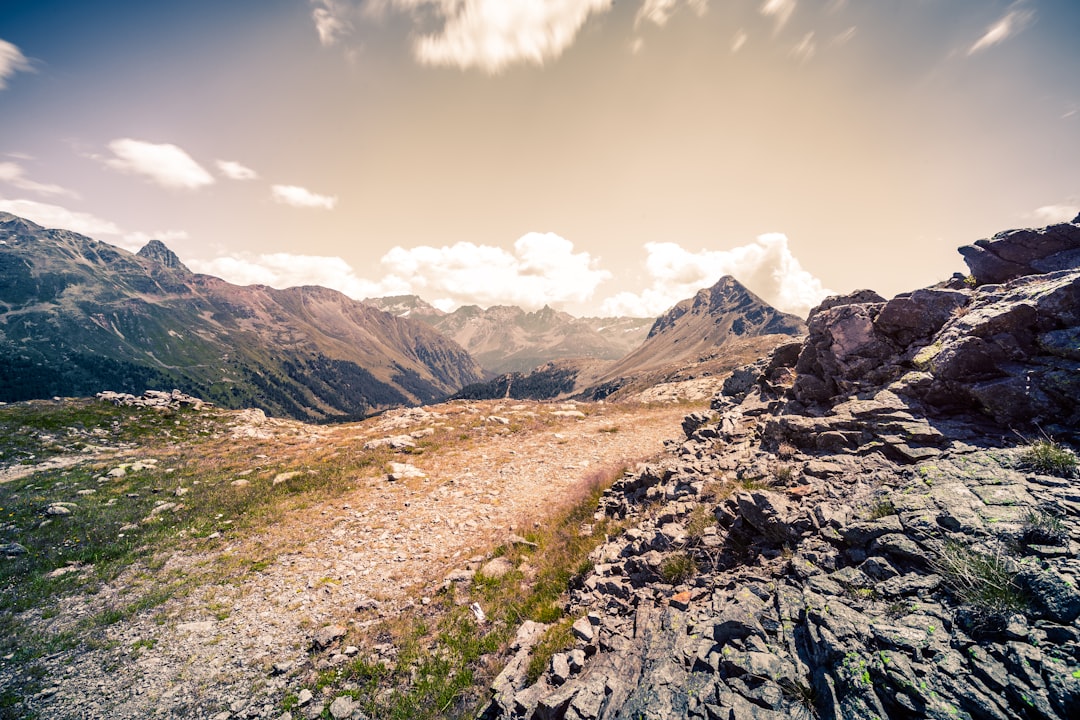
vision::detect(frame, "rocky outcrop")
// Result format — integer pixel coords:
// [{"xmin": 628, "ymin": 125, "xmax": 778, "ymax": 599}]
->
[{"xmin": 482, "ymin": 220, "xmax": 1080, "ymax": 720}]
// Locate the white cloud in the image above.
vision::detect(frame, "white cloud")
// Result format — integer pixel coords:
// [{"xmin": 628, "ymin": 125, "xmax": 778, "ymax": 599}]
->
[
  {"xmin": 271, "ymin": 184, "xmax": 338, "ymax": 210},
  {"xmin": 311, "ymin": 0, "xmax": 354, "ymax": 46},
  {"xmin": 105, "ymin": 139, "xmax": 215, "ymax": 190},
  {"xmin": 0, "ymin": 162, "xmax": 76, "ymax": 198},
  {"xmin": 790, "ymin": 31, "xmax": 815, "ymax": 63},
  {"xmin": 731, "ymin": 29, "xmax": 748, "ymax": 54},
  {"xmin": 832, "ymin": 26, "xmax": 856, "ymax": 45},
  {"xmin": 968, "ymin": 3, "xmax": 1035, "ymax": 55},
  {"xmin": 216, "ymin": 159, "xmax": 258, "ymax": 181},
  {"xmin": 0, "ymin": 197, "xmax": 123, "ymax": 237},
  {"xmin": 759, "ymin": 0, "xmax": 796, "ymax": 34},
  {"xmin": 1031, "ymin": 204, "xmax": 1078, "ymax": 225},
  {"xmin": 0, "ymin": 39, "xmax": 32, "ymax": 90},
  {"xmin": 635, "ymin": 0, "xmax": 707, "ymax": 28},
  {"xmin": 120, "ymin": 229, "xmax": 191, "ymax": 253},
  {"xmin": 381, "ymin": 0, "xmax": 615, "ymax": 73},
  {"xmin": 599, "ymin": 234, "xmax": 831, "ymax": 318},
  {"xmin": 190, "ymin": 232, "xmax": 611, "ymax": 311}
]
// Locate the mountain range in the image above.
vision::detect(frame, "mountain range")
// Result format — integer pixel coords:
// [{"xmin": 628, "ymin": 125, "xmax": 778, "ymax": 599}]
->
[
  {"xmin": 0, "ymin": 212, "xmax": 483, "ymax": 421},
  {"xmin": 1, "ymin": 211, "xmax": 807, "ymax": 418},
  {"xmin": 363, "ymin": 295, "xmax": 654, "ymax": 375},
  {"xmin": 453, "ymin": 275, "xmax": 807, "ymax": 401}
]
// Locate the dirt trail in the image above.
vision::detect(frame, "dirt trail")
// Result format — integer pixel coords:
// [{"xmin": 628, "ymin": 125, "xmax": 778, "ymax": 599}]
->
[{"xmin": 28, "ymin": 400, "xmax": 692, "ymax": 720}]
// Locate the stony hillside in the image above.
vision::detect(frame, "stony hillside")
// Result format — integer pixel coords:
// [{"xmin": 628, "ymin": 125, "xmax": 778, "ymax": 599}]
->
[
  {"xmin": 366, "ymin": 296, "xmax": 653, "ymax": 376},
  {"xmin": 0, "ymin": 213, "xmax": 483, "ymax": 420},
  {"xmin": 484, "ymin": 216, "xmax": 1080, "ymax": 719}
]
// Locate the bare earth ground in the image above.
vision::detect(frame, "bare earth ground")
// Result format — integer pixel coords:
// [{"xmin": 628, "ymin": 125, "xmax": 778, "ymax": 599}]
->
[{"xmin": 18, "ymin": 399, "xmax": 692, "ymax": 719}]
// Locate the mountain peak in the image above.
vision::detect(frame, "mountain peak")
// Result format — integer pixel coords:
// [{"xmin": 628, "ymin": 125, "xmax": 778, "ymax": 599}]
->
[{"xmin": 137, "ymin": 239, "xmax": 190, "ymax": 273}]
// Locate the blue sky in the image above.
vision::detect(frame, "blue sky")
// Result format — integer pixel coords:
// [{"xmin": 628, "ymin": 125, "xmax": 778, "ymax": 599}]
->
[{"xmin": 2, "ymin": 0, "xmax": 1078, "ymax": 317}]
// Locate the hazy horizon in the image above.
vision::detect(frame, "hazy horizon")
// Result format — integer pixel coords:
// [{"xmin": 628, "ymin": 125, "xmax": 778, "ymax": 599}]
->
[{"xmin": 2, "ymin": 0, "xmax": 1078, "ymax": 318}]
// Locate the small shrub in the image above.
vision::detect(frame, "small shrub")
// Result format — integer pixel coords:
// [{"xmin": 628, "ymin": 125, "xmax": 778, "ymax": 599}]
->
[
  {"xmin": 773, "ymin": 465, "xmax": 795, "ymax": 484},
  {"xmin": 931, "ymin": 541, "xmax": 1029, "ymax": 627},
  {"xmin": 866, "ymin": 499, "xmax": 896, "ymax": 520},
  {"xmin": 1020, "ymin": 510, "xmax": 1069, "ymax": 546},
  {"xmin": 776, "ymin": 443, "xmax": 798, "ymax": 460},
  {"xmin": 1018, "ymin": 440, "xmax": 1077, "ymax": 478},
  {"xmin": 659, "ymin": 553, "xmax": 697, "ymax": 584}
]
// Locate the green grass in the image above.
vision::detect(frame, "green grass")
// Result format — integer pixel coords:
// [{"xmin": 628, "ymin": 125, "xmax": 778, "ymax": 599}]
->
[
  {"xmin": 931, "ymin": 541, "xmax": 1029, "ymax": 623},
  {"xmin": 1020, "ymin": 509, "xmax": 1069, "ymax": 546},
  {"xmin": 659, "ymin": 552, "xmax": 698, "ymax": 585},
  {"xmin": 1018, "ymin": 439, "xmax": 1077, "ymax": 477}
]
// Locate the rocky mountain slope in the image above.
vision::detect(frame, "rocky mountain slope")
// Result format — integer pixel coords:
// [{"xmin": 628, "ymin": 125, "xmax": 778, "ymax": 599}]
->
[
  {"xmin": 455, "ymin": 276, "xmax": 806, "ymax": 403},
  {"xmin": 365, "ymin": 296, "xmax": 654, "ymax": 376},
  {"xmin": 483, "ymin": 216, "xmax": 1080, "ymax": 720},
  {"xmin": 0, "ymin": 213, "xmax": 483, "ymax": 421}
]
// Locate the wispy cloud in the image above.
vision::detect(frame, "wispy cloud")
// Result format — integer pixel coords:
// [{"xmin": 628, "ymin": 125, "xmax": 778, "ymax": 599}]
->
[
  {"xmin": 0, "ymin": 162, "xmax": 76, "ymax": 198},
  {"xmin": 411, "ymin": 0, "xmax": 614, "ymax": 73},
  {"xmin": 311, "ymin": 0, "xmax": 354, "ymax": 46},
  {"xmin": 0, "ymin": 39, "xmax": 32, "ymax": 90},
  {"xmin": 0, "ymin": 197, "xmax": 122, "ymax": 237},
  {"xmin": 192, "ymin": 232, "xmax": 612, "ymax": 311},
  {"xmin": 1031, "ymin": 204, "xmax": 1078, "ymax": 225},
  {"xmin": 105, "ymin": 139, "xmax": 215, "ymax": 190},
  {"xmin": 760, "ymin": 0, "xmax": 796, "ymax": 34},
  {"xmin": 790, "ymin": 31, "xmax": 815, "ymax": 63},
  {"xmin": 216, "ymin": 160, "xmax": 258, "ymax": 181},
  {"xmin": 731, "ymin": 29, "xmax": 748, "ymax": 54},
  {"xmin": 271, "ymin": 184, "xmax": 337, "ymax": 210},
  {"xmin": 599, "ymin": 234, "xmax": 831, "ymax": 318},
  {"xmin": 635, "ymin": 0, "xmax": 707, "ymax": 29},
  {"xmin": 968, "ymin": 2, "xmax": 1035, "ymax": 55}
]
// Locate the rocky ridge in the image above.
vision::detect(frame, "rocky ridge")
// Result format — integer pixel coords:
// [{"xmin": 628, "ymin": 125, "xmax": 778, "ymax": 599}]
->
[{"xmin": 483, "ymin": 219, "xmax": 1080, "ymax": 720}]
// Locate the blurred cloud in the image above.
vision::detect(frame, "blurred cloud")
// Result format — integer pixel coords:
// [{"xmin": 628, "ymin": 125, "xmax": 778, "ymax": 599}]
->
[
  {"xmin": 0, "ymin": 197, "xmax": 122, "ymax": 236},
  {"xmin": 635, "ymin": 0, "xmax": 708, "ymax": 28},
  {"xmin": 270, "ymin": 184, "xmax": 338, "ymax": 210},
  {"xmin": 0, "ymin": 39, "xmax": 32, "ymax": 90},
  {"xmin": 1031, "ymin": 204, "xmax": 1078, "ymax": 225},
  {"xmin": 311, "ymin": 0, "xmax": 353, "ymax": 46},
  {"xmin": 216, "ymin": 160, "xmax": 258, "ymax": 181},
  {"xmin": 968, "ymin": 2, "xmax": 1035, "ymax": 55},
  {"xmin": 410, "ymin": 0, "xmax": 614, "ymax": 73},
  {"xmin": 105, "ymin": 139, "xmax": 215, "ymax": 190},
  {"xmin": 599, "ymin": 234, "xmax": 831, "ymax": 318},
  {"xmin": 731, "ymin": 29, "xmax": 748, "ymax": 53},
  {"xmin": 790, "ymin": 31, "xmax": 815, "ymax": 62},
  {"xmin": 191, "ymin": 232, "xmax": 612, "ymax": 311},
  {"xmin": 0, "ymin": 162, "xmax": 76, "ymax": 198},
  {"xmin": 760, "ymin": 0, "xmax": 796, "ymax": 34}
]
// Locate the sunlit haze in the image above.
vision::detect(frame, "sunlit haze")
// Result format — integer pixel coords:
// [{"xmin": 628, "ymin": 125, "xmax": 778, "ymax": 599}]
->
[{"xmin": 2, "ymin": 0, "xmax": 1078, "ymax": 317}]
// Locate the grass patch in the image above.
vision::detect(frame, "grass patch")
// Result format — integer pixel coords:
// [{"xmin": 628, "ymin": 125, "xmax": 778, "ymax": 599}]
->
[
  {"xmin": 525, "ymin": 617, "xmax": 576, "ymax": 684},
  {"xmin": 659, "ymin": 552, "xmax": 698, "ymax": 585},
  {"xmin": 1020, "ymin": 509, "xmax": 1069, "ymax": 546},
  {"xmin": 1017, "ymin": 439, "xmax": 1077, "ymax": 478},
  {"xmin": 931, "ymin": 541, "xmax": 1029, "ymax": 627},
  {"xmin": 866, "ymin": 499, "xmax": 896, "ymax": 520}
]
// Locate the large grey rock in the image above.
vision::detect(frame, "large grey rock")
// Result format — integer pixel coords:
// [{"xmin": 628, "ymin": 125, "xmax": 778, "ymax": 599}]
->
[{"xmin": 959, "ymin": 221, "xmax": 1080, "ymax": 284}]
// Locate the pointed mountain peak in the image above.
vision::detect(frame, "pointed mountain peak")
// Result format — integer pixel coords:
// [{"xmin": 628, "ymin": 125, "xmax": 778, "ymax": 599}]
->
[
  {"xmin": 137, "ymin": 239, "xmax": 190, "ymax": 273},
  {"xmin": 0, "ymin": 212, "xmax": 45, "ymax": 237}
]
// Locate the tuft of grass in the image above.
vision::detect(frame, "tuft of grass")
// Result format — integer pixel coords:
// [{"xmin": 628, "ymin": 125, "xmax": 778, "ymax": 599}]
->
[
  {"xmin": 1020, "ymin": 510, "xmax": 1069, "ymax": 547},
  {"xmin": 866, "ymin": 499, "xmax": 896, "ymax": 520},
  {"xmin": 659, "ymin": 552, "xmax": 698, "ymax": 585},
  {"xmin": 1018, "ymin": 440, "xmax": 1077, "ymax": 478},
  {"xmin": 525, "ymin": 617, "xmax": 575, "ymax": 684},
  {"xmin": 685, "ymin": 505, "xmax": 718, "ymax": 541},
  {"xmin": 932, "ymin": 541, "xmax": 1029, "ymax": 621}
]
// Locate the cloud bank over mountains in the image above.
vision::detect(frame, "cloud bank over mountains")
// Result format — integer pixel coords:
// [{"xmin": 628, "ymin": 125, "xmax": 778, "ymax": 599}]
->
[{"xmin": 189, "ymin": 230, "xmax": 830, "ymax": 319}]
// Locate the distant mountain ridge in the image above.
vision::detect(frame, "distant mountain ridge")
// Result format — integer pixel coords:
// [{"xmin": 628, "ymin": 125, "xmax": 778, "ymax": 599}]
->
[
  {"xmin": 453, "ymin": 275, "xmax": 806, "ymax": 401},
  {"xmin": 364, "ymin": 295, "xmax": 654, "ymax": 375},
  {"xmin": 0, "ymin": 213, "xmax": 483, "ymax": 420}
]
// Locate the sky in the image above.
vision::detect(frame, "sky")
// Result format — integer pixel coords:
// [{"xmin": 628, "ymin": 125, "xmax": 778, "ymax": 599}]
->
[{"xmin": 1, "ymin": 0, "xmax": 1078, "ymax": 319}]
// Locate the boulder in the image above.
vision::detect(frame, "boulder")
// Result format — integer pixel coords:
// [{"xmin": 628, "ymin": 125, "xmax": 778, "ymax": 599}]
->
[{"xmin": 959, "ymin": 221, "xmax": 1080, "ymax": 284}]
